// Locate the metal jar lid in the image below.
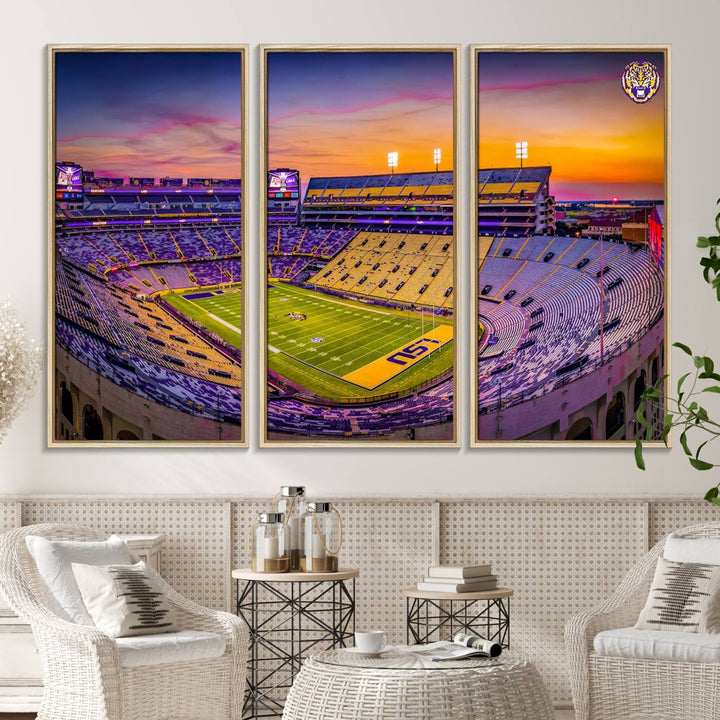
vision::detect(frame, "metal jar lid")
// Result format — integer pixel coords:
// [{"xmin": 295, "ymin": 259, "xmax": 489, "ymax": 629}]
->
[
  {"xmin": 281, "ymin": 486, "xmax": 306, "ymax": 497},
  {"xmin": 307, "ymin": 501, "xmax": 332, "ymax": 513},
  {"xmin": 258, "ymin": 512, "xmax": 285, "ymax": 524}
]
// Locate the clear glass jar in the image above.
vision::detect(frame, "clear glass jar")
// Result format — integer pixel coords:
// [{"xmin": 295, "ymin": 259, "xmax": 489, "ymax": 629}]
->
[
  {"xmin": 301, "ymin": 502, "xmax": 342, "ymax": 573},
  {"xmin": 276, "ymin": 486, "xmax": 306, "ymax": 571},
  {"xmin": 251, "ymin": 512, "xmax": 290, "ymax": 573}
]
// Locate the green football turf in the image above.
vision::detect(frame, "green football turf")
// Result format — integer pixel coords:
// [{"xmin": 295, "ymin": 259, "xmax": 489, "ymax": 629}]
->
[
  {"xmin": 165, "ymin": 283, "xmax": 453, "ymax": 400},
  {"xmin": 164, "ymin": 290, "xmax": 243, "ymax": 349},
  {"xmin": 266, "ymin": 283, "xmax": 453, "ymax": 400}
]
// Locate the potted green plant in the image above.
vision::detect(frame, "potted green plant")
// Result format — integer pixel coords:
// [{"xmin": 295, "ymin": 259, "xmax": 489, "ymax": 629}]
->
[{"xmin": 635, "ymin": 200, "xmax": 720, "ymax": 506}]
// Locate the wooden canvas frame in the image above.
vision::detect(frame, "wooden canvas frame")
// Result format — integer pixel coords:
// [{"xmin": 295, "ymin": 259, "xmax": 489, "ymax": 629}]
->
[
  {"xmin": 48, "ymin": 45, "xmax": 248, "ymax": 447},
  {"xmin": 260, "ymin": 45, "xmax": 461, "ymax": 447},
  {"xmin": 470, "ymin": 45, "xmax": 671, "ymax": 447}
]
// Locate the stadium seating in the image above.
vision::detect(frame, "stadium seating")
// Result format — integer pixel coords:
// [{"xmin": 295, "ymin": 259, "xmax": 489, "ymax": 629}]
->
[
  {"xmin": 476, "ymin": 235, "xmax": 664, "ymax": 413},
  {"xmin": 56, "ymin": 260, "xmax": 241, "ymax": 388},
  {"xmin": 308, "ymin": 231, "xmax": 454, "ymax": 309}
]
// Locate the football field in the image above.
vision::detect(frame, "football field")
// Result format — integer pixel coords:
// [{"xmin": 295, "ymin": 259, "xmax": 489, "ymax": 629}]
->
[
  {"xmin": 266, "ymin": 283, "xmax": 453, "ymax": 399},
  {"xmin": 165, "ymin": 283, "xmax": 453, "ymax": 400}
]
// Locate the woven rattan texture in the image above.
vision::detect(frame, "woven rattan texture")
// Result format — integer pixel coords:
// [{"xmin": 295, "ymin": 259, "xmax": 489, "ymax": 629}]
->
[
  {"xmin": 0, "ymin": 501, "xmax": 17, "ymax": 532},
  {"xmin": 440, "ymin": 500, "xmax": 646, "ymax": 704},
  {"xmin": 22, "ymin": 501, "xmax": 227, "ymax": 610},
  {"xmin": 283, "ymin": 653, "xmax": 555, "ymax": 720},
  {"xmin": 648, "ymin": 500, "xmax": 720, "ymax": 544}
]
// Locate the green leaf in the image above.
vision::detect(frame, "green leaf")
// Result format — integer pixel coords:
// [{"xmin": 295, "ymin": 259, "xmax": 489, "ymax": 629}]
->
[
  {"xmin": 701, "ymin": 386, "xmax": 720, "ymax": 393},
  {"xmin": 694, "ymin": 355, "xmax": 705, "ymax": 369},
  {"xmin": 637, "ymin": 403, "xmax": 648, "ymax": 427},
  {"xmin": 705, "ymin": 486, "xmax": 720, "ymax": 501},
  {"xmin": 698, "ymin": 372, "xmax": 720, "ymax": 382},
  {"xmin": 673, "ymin": 342, "xmax": 692, "ymax": 356},
  {"xmin": 634, "ymin": 439, "xmax": 646, "ymax": 471},
  {"xmin": 705, "ymin": 357, "xmax": 715, "ymax": 375},
  {"xmin": 698, "ymin": 236, "xmax": 711, "ymax": 248},
  {"xmin": 708, "ymin": 496, "xmax": 720, "ymax": 508},
  {"xmin": 680, "ymin": 431, "xmax": 692, "ymax": 456},
  {"xmin": 696, "ymin": 440, "xmax": 711, "ymax": 460},
  {"xmin": 690, "ymin": 458, "xmax": 715, "ymax": 471}
]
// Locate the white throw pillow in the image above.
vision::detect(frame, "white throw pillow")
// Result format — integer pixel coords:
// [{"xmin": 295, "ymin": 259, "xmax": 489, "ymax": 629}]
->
[
  {"xmin": 664, "ymin": 532, "xmax": 720, "ymax": 565},
  {"xmin": 25, "ymin": 534, "xmax": 133, "ymax": 625},
  {"xmin": 72, "ymin": 561, "xmax": 178, "ymax": 638}
]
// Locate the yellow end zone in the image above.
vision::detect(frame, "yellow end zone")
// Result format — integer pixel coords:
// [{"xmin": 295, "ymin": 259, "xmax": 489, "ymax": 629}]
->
[{"xmin": 341, "ymin": 324, "xmax": 453, "ymax": 390}]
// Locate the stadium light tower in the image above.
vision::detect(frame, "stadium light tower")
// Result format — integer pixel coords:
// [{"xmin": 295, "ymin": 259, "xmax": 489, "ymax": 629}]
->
[
  {"xmin": 515, "ymin": 141, "xmax": 528, "ymax": 169},
  {"xmin": 387, "ymin": 151, "xmax": 399, "ymax": 174},
  {"xmin": 433, "ymin": 147, "xmax": 441, "ymax": 172}
]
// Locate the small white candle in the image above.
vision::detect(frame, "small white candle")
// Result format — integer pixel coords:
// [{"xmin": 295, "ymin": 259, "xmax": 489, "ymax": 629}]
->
[
  {"xmin": 264, "ymin": 536, "xmax": 279, "ymax": 560},
  {"xmin": 311, "ymin": 532, "xmax": 326, "ymax": 559}
]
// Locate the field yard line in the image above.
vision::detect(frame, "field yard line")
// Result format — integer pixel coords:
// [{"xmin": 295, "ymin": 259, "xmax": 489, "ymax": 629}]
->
[
  {"xmin": 268, "ymin": 345, "xmax": 280, "ymax": 353},
  {"xmin": 208, "ymin": 312, "xmax": 242, "ymax": 336},
  {"xmin": 275, "ymin": 285, "xmax": 397, "ymax": 317}
]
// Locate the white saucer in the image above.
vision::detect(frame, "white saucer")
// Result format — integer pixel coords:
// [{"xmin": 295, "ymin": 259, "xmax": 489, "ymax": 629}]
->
[{"xmin": 343, "ymin": 647, "xmax": 390, "ymax": 658}]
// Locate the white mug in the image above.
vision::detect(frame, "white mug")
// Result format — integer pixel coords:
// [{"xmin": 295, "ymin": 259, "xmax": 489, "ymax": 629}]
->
[{"xmin": 354, "ymin": 630, "xmax": 387, "ymax": 654}]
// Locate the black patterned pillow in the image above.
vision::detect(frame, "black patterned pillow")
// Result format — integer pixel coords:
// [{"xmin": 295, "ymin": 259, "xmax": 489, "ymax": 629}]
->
[
  {"xmin": 71, "ymin": 561, "xmax": 178, "ymax": 638},
  {"xmin": 635, "ymin": 557, "xmax": 720, "ymax": 633}
]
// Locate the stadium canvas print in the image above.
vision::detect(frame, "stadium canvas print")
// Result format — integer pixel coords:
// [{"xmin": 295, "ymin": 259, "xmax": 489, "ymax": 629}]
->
[
  {"xmin": 262, "ymin": 47, "xmax": 458, "ymax": 445},
  {"xmin": 50, "ymin": 47, "xmax": 247, "ymax": 445},
  {"xmin": 472, "ymin": 47, "xmax": 668, "ymax": 445}
]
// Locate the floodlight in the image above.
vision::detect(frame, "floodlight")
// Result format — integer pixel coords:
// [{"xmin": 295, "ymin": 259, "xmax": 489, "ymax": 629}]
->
[
  {"xmin": 433, "ymin": 148, "xmax": 441, "ymax": 171},
  {"xmin": 515, "ymin": 141, "xmax": 528, "ymax": 168},
  {"xmin": 387, "ymin": 151, "xmax": 399, "ymax": 174}
]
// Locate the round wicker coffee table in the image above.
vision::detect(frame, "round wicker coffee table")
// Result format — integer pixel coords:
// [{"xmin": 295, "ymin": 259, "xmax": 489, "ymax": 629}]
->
[{"xmin": 282, "ymin": 647, "xmax": 554, "ymax": 720}]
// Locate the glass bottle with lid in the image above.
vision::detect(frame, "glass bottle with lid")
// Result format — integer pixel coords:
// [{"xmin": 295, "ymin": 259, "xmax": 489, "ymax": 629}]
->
[
  {"xmin": 301, "ymin": 501, "xmax": 343, "ymax": 573},
  {"xmin": 276, "ymin": 486, "xmax": 306, "ymax": 572},
  {"xmin": 251, "ymin": 512, "xmax": 290, "ymax": 573}
]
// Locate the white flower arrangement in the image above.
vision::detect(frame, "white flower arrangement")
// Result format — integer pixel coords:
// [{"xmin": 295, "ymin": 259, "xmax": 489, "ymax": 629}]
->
[{"xmin": 0, "ymin": 301, "xmax": 42, "ymax": 443}]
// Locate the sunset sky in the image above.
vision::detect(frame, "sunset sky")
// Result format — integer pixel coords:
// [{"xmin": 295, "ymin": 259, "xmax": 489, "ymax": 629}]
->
[
  {"xmin": 55, "ymin": 52, "xmax": 243, "ymax": 178},
  {"xmin": 478, "ymin": 51, "xmax": 665, "ymax": 201},
  {"xmin": 268, "ymin": 52, "xmax": 454, "ymax": 183}
]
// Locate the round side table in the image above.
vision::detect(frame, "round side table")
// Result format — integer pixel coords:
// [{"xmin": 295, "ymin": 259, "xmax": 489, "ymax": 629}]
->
[
  {"xmin": 404, "ymin": 587, "xmax": 513, "ymax": 647},
  {"xmin": 233, "ymin": 568, "xmax": 359, "ymax": 719},
  {"xmin": 282, "ymin": 647, "xmax": 554, "ymax": 720}
]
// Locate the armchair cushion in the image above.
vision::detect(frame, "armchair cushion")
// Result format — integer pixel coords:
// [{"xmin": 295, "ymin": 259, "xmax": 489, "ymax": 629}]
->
[
  {"xmin": 115, "ymin": 630, "xmax": 226, "ymax": 668},
  {"xmin": 635, "ymin": 557, "xmax": 720, "ymax": 632},
  {"xmin": 595, "ymin": 627, "xmax": 720, "ymax": 663},
  {"xmin": 72, "ymin": 560, "xmax": 178, "ymax": 638},
  {"xmin": 665, "ymin": 532, "xmax": 720, "ymax": 565},
  {"xmin": 25, "ymin": 534, "xmax": 133, "ymax": 624}
]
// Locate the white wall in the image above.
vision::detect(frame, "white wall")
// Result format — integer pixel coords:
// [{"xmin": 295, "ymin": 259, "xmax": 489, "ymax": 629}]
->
[{"xmin": 1, "ymin": 0, "xmax": 719, "ymax": 498}]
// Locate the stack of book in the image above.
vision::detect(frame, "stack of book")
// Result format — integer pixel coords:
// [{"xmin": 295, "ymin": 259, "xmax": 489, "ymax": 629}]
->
[{"xmin": 416, "ymin": 564, "xmax": 497, "ymax": 593}]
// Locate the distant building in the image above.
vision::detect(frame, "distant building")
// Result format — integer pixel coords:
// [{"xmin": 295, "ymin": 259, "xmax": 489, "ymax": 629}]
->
[
  {"xmin": 581, "ymin": 218, "xmax": 624, "ymax": 238},
  {"xmin": 622, "ymin": 222, "xmax": 649, "ymax": 244}
]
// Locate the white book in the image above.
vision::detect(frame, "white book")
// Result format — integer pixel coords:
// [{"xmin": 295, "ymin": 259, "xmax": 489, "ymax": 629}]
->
[
  {"xmin": 427, "ymin": 564, "xmax": 492, "ymax": 579},
  {"xmin": 417, "ymin": 580, "xmax": 498, "ymax": 593},
  {"xmin": 423, "ymin": 574, "xmax": 496, "ymax": 585}
]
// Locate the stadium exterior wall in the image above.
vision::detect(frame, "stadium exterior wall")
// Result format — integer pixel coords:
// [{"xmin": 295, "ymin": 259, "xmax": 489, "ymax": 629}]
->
[{"xmin": 54, "ymin": 352, "xmax": 243, "ymax": 442}]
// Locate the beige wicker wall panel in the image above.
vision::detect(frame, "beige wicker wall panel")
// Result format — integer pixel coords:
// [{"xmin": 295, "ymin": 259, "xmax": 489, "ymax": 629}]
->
[
  {"xmin": 0, "ymin": 502, "xmax": 18, "ymax": 531},
  {"xmin": 22, "ymin": 501, "xmax": 227, "ymax": 610},
  {"xmin": 440, "ymin": 500, "xmax": 646, "ymax": 704},
  {"xmin": 338, "ymin": 500, "xmax": 434, "ymax": 644},
  {"xmin": 648, "ymin": 500, "xmax": 720, "ymax": 543},
  {"xmin": 233, "ymin": 500, "xmax": 434, "ymax": 645}
]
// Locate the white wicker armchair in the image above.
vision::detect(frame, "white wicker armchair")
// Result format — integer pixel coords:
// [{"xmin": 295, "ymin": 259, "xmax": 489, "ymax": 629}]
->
[
  {"xmin": 0, "ymin": 524, "xmax": 249, "ymax": 720},
  {"xmin": 565, "ymin": 521, "xmax": 720, "ymax": 720}
]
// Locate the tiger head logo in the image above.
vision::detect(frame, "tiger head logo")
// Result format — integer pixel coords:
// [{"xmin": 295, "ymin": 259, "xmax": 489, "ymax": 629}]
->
[{"xmin": 621, "ymin": 61, "xmax": 660, "ymax": 104}]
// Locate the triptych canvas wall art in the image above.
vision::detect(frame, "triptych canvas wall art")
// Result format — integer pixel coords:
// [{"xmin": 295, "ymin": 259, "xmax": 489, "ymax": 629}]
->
[{"xmin": 48, "ymin": 45, "xmax": 668, "ymax": 448}]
